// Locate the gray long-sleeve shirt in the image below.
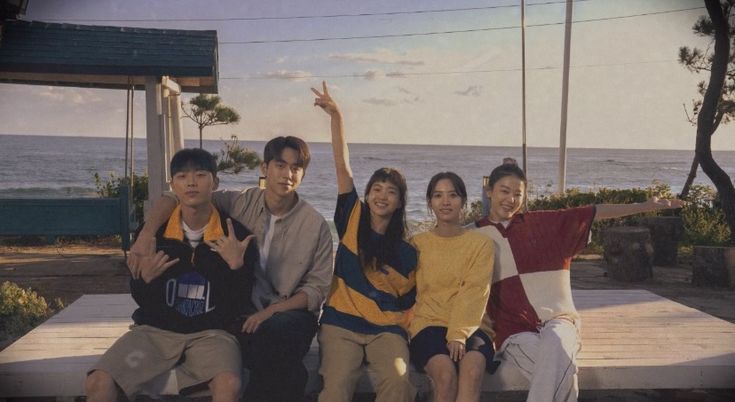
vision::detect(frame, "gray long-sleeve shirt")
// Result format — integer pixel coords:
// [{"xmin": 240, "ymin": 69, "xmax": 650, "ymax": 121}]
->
[{"xmin": 212, "ymin": 187, "xmax": 334, "ymax": 315}]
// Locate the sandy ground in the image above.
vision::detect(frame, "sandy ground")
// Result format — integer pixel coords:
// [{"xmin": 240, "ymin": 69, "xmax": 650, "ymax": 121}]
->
[{"xmin": 1, "ymin": 243, "xmax": 734, "ymax": 401}]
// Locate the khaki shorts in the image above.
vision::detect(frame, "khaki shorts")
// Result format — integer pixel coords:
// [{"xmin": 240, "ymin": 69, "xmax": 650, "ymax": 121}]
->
[{"xmin": 90, "ymin": 325, "xmax": 241, "ymax": 398}]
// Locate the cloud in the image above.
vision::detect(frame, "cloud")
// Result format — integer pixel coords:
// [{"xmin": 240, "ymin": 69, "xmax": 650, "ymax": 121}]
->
[
  {"xmin": 455, "ymin": 85, "xmax": 483, "ymax": 97},
  {"xmin": 363, "ymin": 98, "xmax": 397, "ymax": 106},
  {"xmin": 329, "ymin": 48, "xmax": 425, "ymax": 66},
  {"xmin": 355, "ymin": 70, "xmax": 410, "ymax": 80},
  {"xmin": 361, "ymin": 70, "xmax": 384, "ymax": 80},
  {"xmin": 258, "ymin": 70, "xmax": 312, "ymax": 81},
  {"xmin": 386, "ymin": 71, "xmax": 408, "ymax": 78},
  {"xmin": 37, "ymin": 87, "xmax": 103, "ymax": 104},
  {"xmin": 395, "ymin": 87, "xmax": 420, "ymax": 104},
  {"xmin": 402, "ymin": 96, "xmax": 420, "ymax": 104},
  {"xmin": 273, "ymin": 56, "xmax": 288, "ymax": 64},
  {"xmin": 362, "ymin": 89, "xmax": 420, "ymax": 106}
]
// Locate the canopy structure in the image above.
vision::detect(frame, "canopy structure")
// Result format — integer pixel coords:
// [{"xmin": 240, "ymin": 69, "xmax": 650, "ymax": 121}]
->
[{"xmin": 0, "ymin": 19, "xmax": 220, "ymax": 208}]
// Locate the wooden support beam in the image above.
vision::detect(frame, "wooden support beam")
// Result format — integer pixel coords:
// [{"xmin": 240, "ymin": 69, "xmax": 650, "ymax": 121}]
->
[
  {"xmin": 161, "ymin": 76, "xmax": 181, "ymax": 95},
  {"xmin": 144, "ymin": 77, "xmax": 167, "ymax": 213},
  {"xmin": 170, "ymin": 93, "xmax": 184, "ymax": 152},
  {"xmin": 0, "ymin": 72, "xmax": 216, "ymax": 93}
]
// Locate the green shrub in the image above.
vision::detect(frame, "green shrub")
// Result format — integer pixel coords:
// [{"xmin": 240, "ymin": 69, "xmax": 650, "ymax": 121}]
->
[
  {"xmin": 528, "ymin": 183, "xmax": 674, "ymax": 246},
  {"xmin": 94, "ymin": 172, "xmax": 148, "ymax": 224},
  {"xmin": 464, "ymin": 200, "xmax": 484, "ymax": 226},
  {"xmin": 679, "ymin": 184, "xmax": 731, "ymax": 246},
  {"xmin": 216, "ymin": 135, "xmax": 261, "ymax": 174},
  {"xmin": 466, "ymin": 183, "xmax": 726, "ymax": 249},
  {"xmin": 0, "ymin": 282, "xmax": 60, "ymax": 345}
]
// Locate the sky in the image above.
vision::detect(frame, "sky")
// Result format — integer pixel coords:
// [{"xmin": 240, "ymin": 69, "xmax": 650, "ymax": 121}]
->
[{"xmin": 1, "ymin": 0, "xmax": 733, "ymax": 151}]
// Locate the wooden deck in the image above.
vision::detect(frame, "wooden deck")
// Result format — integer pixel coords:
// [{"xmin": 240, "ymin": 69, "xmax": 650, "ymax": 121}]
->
[{"xmin": 1, "ymin": 290, "xmax": 734, "ymax": 397}]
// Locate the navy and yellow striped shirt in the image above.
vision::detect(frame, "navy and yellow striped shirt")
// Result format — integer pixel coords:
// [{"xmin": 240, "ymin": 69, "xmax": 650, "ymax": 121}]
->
[{"xmin": 320, "ymin": 188, "xmax": 417, "ymax": 337}]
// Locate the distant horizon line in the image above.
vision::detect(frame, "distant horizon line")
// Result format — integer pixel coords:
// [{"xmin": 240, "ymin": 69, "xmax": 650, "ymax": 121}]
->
[{"xmin": 2, "ymin": 132, "xmax": 732, "ymax": 153}]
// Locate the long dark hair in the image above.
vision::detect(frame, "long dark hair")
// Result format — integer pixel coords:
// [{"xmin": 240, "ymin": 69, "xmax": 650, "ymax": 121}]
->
[
  {"xmin": 358, "ymin": 167, "xmax": 408, "ymax": 270},
  {"xmin": 425, "ymin": 171, "xmax": 468, "ymax": 211}
]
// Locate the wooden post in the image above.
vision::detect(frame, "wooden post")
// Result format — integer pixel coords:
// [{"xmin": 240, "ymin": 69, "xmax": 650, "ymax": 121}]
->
[
  {"xmin": 603, "ymin": 226, "xmax": 654, "ymax": 282},
  {"xmin": 161, "ymin": 85, "xmax": 173, "ymax": 181},
  {"xmin": 170, "ymin": 93, "xmax": 184, "ymax": 152},
  {"xmin": 144, "ymin": 76, "xmax": 166, "ymax": 214},
  {"xmin": 163, "ymin": 76, "xmax": 184, "ymax": 153}
]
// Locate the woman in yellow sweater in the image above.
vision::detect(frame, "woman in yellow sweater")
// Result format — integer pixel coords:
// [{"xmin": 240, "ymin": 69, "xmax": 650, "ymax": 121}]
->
[{"xmin": 409, "ymin": 172, "xmax": 495, "ymax": 402}]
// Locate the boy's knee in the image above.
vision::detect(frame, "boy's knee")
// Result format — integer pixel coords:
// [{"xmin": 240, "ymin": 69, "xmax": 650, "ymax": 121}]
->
[
  {"xmin": 85, "ymin": 370, "xmax": 116, "ymax": 398},
  {"xmin": 209, "ymin": 371, "xmax": 242, "ymax": 394}
]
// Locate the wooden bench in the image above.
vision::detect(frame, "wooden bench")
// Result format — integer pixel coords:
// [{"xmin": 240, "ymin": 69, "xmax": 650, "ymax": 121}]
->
[
  {"xmin": 1, "ymin": 290, "xmax": 734, "ymax": 398},
  {"xmin": 0, "ymin": 185, "xmax": 132, "ymax": 251}
]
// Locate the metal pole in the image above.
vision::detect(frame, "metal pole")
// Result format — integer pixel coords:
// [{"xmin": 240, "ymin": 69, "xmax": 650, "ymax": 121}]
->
[
  {"xmin": 130, "ymin": 81, "xmax": 135, "ymax": 181},
  {"xmin": 521, "ymin": 0, "xmax": 528, "ymax": 209},
  {"xmin": 128, "ymin": 80, "xmax": 135, "ymax": 218},
  {"xmin": 124, "ymin": 79, "xmax": 130, "ymax": 186},
  {"xmin": 558, "ymin": 0, "xmax": 573, "ymax": 194}
]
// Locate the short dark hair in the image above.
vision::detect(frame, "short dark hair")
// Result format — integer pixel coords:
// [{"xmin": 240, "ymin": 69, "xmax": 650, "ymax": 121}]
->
[
  {"xmin": 426, "ymin": 171, "xmax": 468, "ymax": 208},
  {"xmin": 263, "ymin": 136, "xmax": 311, "ymax": 170},
  {"xmin": 170, "ymin": 148, "xmax": 217, "ymax": 178}
]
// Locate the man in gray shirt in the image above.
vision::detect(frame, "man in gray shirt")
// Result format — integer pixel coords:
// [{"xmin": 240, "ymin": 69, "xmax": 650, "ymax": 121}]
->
[{"xmin": 129, "ymin": 136, "xmax": 333, "ymax": 402}]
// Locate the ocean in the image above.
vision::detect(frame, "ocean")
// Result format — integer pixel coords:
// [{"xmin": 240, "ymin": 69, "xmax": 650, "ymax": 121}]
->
[{"xmin": 1, "ymin": 134, "xmax": 733, "ymax": 226}]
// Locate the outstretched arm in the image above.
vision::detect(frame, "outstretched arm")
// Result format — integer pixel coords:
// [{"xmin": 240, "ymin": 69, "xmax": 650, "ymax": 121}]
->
[
  {"xmin": 594, "ymin": 197, "xmax": 686, "ymax": 221},
  {"xmin": 312, "ymin": 81, "xmax": 354, "ymax": 194}
]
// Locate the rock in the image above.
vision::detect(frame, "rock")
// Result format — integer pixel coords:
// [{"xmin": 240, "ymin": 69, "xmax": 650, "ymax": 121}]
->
[
  {"xmin": 692, "ymin": 245, "xmax": 735, "ymax": 288},
  {"xmin": 638, "ymin": 216, "xmax": 684, "ymax": 266},
  {"xmin": 602, "ymin": 226, "xmax": 654, "ymax": 282}
]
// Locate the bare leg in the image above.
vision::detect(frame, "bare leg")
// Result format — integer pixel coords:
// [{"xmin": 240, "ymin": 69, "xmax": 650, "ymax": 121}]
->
[
  {"xmin": 456, "ymin": 351, "xmax": 485, "ymax": 402},
  {"xmin": 209, "ymin": 371, "xmax": 242, "ymax": 402},
  {"xmin": 424, "ymin": 355, "xmax": 458, "ymax": 402},
  {"xmin": 85, "ymin": 370, "xmax": 118, "ymax": 402}
]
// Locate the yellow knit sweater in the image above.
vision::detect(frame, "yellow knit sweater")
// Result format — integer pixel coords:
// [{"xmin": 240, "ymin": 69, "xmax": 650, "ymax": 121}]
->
[{"xmin": 409, "ymin": 229, "xmax": 494, "ymax": 344}]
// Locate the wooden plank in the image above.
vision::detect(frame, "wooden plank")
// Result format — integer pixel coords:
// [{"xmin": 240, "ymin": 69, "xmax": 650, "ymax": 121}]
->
[{"xmin": 1, "ymin": 290, "xmax": 734, "ymax": 397}]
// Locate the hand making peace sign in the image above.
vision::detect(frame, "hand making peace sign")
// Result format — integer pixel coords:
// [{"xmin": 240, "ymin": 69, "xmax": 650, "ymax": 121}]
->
[
  {"xmin": 205, "ymin": 218, "xmax": 255, "ymax": 270},
  {"xmin": 311, "ymin": 81, "xmax": 340, "ymax": 117}
]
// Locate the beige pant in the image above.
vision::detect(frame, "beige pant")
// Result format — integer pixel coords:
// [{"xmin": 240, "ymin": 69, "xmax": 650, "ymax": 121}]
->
[
  {"xmin": 318, "ymin": 324, "xmax": 415, "ymax": 402},
  {"xmin": 90, "ymin": 325, "xmax": 241, "ymax": 398},
  {"xmin": 499, "ymin": 318, "xmax": 581, "ymax": 402}
]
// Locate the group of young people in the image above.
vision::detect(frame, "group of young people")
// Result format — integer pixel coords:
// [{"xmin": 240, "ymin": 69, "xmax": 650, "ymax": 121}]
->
[{"xmin": 84, "ymin": 82, "xmax": 684, "ymax": 402}]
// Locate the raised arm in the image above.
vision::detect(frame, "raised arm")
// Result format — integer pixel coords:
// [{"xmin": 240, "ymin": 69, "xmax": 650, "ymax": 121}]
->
[
  {"xmin": 594, "ymin": 197, "xmax": 686, "ymax": 221},
  {"xmin": 312, "ymin": 81, "xmax": 354, "ymax": 194}
]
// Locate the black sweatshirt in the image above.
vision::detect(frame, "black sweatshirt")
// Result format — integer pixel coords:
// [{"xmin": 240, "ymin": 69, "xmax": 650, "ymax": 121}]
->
[{"xmin": 130, "ymin": 207, "xmax": 258, "ymax": 333}]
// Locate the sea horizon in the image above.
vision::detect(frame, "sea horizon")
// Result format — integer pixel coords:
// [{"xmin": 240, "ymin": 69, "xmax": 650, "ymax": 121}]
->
[
  {"xmin": 1, "ymin": 133, "xmax": 733, "ymax": 227},
  {"xmin": 4, "ymin": 133, "xmax": 733, "ymax": 153}
]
